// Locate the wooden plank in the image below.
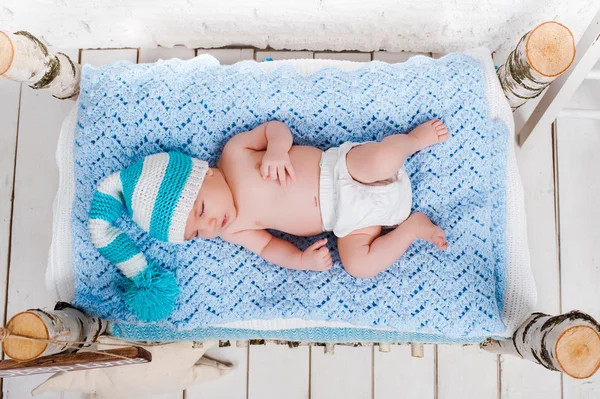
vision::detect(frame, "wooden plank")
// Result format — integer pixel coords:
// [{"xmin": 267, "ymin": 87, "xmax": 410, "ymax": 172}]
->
[
  {"xmin": 150, "ymin": 393, "xmax": 183, "ymax": 399},
  {"xmin": 374, "ymin": 344, "xmax": 434, "ymax": 399},
  {"xmin": 314, "ymin": 52, "xmax": 371, "ymax": 62},
  {"xmin": 373, "ymin": 51, "xmax": 430, "ymax": 63},
  {"xmin": 185, "ymin": 345, "xmax": 247, "ymax": 399},
  {"xmin": 0, "ymin": 79, "xmax": 21, "ymax": 336},
  {"xmin": 61, "ymin": 394, "xmax": 94, "ymax": 399},
  {"xmin": 0, "ymin": 75, "xmax": 22, "ymax": 399},
  {"xmin": 80, "ymin": 49, "xmax": 138, "ymax": 66},
  {"xmin": 139, "ymin": 46, "xmax": 195, "ymax": 63},
  {"xmin": 556, "ymin": 117, "xmax": 600, "ymax": 399},
  {"xmin": 255, "ymin": 51, "xmax": 313, "ymax": 62},
  {"xmin": 437, "ymin": 345, "xmax": 497, "ymax": 399},
  {"xmin": 248, "ymin": 343, "xmax": 309, "ymax": 399},
  {"xmin": 311, "ymin": 345, "xmax": 371, "ymax": 399},
  {"xmin": 501, "ymin": 123, "xmax": 562, "ymax": 398},
  {"xmin": 3, "ymin": 86, "xmax": 74, "ymax": 399},
  {"xmin": 2, "ymin": 48, "xmax": 88, "ymax": 399},
  {"xmin": 196, "ymin": 49, "xmax": 254, "ymax": 65}
]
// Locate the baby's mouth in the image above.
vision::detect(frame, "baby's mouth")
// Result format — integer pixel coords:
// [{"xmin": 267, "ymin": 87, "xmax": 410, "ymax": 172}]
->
[{"xmin": 221, "ymin": 215, "xmax": 228, "ymax": 228}]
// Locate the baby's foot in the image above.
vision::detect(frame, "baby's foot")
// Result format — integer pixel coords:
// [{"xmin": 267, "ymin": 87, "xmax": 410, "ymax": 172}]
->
[
  {"xmin": 409, "ymin": 119, "xmax": 450, "ymax": 151},
  {"xmin": 405, "ymin": 212, "xmax": 449, "ymax": 250}
]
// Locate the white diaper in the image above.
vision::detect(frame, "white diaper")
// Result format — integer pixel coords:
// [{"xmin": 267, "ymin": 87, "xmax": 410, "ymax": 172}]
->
[{"xmin": 319, "ymin": 142, "xmax": 413, "ymax": 237}]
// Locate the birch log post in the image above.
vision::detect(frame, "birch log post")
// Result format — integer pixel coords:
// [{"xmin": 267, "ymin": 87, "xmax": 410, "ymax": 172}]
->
[
  {"xmin": 482, "ymin": 311, "xmax": 600, "ymax": 379},
  {"xmin": 0, "ymin": 30, "xmax": 80, "ymax": 99},
  {"xmin": 2, "ymin": 303, "xmax": 106, "ymax": 362},
  {"xmin": 497, "ymin": 21, "xmax": 575, "ymax": 109}
]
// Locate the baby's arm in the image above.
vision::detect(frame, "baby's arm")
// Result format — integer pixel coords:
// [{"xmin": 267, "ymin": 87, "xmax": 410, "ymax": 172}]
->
[
  {"xmin": 223, "ymin": 230, "xmax": 332, "ymax": 272},
  {"xmin": 222, "ymin": 121, "xmax": 296, "ymax": 186}
]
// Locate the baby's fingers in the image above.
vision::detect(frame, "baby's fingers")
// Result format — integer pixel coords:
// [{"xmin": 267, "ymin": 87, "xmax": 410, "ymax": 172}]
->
[
  {"xmin": 269, "ymin": 165, "xmax": 278, "ymax": 180},
  {"xmin": 278, "ymin": 165, "xmax": 287, "ymax": 187},
  {"xmin": 260, "ymin": 162, "xmax": 270, "ymax": 179},
  {"xmin": 307, "ymin": 238, "xmax": 328, "ymax": 251},
  {"xmin": 317, "ymin": 246, "xmax": 330, "ymax": 257},
  {"xmin": 285, "ymin": 163, "xmax": 296, "ymax": 182}
]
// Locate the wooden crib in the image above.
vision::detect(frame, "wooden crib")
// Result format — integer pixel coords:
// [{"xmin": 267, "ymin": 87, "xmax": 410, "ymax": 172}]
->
[{"xmin": 0, "ymin": 14, "xmax": 599, "ymax": 387}]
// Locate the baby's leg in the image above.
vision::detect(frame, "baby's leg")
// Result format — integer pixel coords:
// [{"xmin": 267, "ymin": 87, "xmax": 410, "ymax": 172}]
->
[
  {"xmin": 346, "ymin": 119, "xmax": 450, "ymax": 184},
  {"xmin": 338, "ymin": 213, "xmax": 448, "ymax": 279}
]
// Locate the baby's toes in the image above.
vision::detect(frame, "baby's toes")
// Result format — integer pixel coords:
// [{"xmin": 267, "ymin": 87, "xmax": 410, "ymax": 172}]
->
[
  {"xmin": 433, "ymin": 235, "xmax": 448, "ymax": 250},
  {"xmin": 434, "ymin": 123, "xmax": 449, "ymax": 141}
]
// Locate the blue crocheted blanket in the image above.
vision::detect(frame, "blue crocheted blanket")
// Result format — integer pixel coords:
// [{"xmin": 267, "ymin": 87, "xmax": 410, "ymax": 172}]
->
[{"xmin": 72, "ymin": 53, "xmax": 509, "ymax": 342}]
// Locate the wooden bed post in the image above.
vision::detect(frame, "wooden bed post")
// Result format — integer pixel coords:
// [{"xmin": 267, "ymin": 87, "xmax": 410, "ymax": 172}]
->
[
  {"xmin": 0, "ymin": 30, "xmax": 80, "ymax": 99},
  {"xmin": 482, "ymin": 311, "xmax": 600, "ymax": 379},
  {"xmin": 517, "ymin": 10, "xmax": 600, "ymax": 146},
  {"xmin": 497, "ymin": 21, "xmax": 575, "ymax": 111}
]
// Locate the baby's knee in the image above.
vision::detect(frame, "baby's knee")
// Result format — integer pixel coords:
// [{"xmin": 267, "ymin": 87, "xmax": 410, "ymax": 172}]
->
[{"xmin": 341, "ymin": 256, "xmax": 375, "ymax": 279}]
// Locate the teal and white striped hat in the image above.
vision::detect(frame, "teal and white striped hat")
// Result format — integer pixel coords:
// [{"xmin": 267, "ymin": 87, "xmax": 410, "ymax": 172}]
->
[{"xmin": 88, "ymin": 152, "xmax": 208, "ymax": 322}]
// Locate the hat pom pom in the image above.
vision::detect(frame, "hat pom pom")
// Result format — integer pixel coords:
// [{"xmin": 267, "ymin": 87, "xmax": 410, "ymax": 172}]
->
[{"xmin": 123, "ymin": 262, "xmax": 179, "ymax": 322}]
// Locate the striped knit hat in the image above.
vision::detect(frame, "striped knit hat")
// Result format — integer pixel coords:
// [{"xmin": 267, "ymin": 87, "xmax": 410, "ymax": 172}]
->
[{"xmin": 89, "ymin": 152, "xmax": 209, "ymax": 322}]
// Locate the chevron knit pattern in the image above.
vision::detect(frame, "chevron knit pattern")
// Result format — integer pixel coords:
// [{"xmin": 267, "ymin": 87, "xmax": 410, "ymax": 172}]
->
[{"xmin": 73, "ymin": 53, "xmax": 509, "ymax": 340}]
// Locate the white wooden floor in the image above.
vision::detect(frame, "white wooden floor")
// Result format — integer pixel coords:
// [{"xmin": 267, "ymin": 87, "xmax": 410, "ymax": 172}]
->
[{"xmin": 0, "ymin": 47, "xmax": 598, "ymax": 399}]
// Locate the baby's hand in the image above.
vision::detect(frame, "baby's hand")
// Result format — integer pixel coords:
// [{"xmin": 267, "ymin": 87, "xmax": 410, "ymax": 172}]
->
[
  {"xmin": 261, "ymin": 150, "xmax": 296, "ymax": 187},
  {"xmin": 301, "ymin": 238, "xmax": 333, "ymax": 272}
]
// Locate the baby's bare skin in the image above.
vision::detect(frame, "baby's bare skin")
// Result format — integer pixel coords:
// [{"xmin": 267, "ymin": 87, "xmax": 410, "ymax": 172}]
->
[{"xmin": 185, "ymin": 120, "xmax": 449, "ymax": 277}]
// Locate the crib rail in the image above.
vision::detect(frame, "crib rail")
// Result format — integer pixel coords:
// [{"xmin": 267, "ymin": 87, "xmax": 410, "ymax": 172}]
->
[
  {"xmin": 3, "ymin": 304, "xmax": 599, "ymax": 379},
  {"xmin": 0, "ymin": 21, "xmax": 579, "ymax": 145}
]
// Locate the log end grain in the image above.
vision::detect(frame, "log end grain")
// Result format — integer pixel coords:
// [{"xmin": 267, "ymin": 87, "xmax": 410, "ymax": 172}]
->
[
  {"xmin": 527, "ymin": 21, "xmax": 575, "ymax": 78},
  {"xmin": 3, "ymin": 312, "xmax": 49, "ymax": 362},
  {"xmin": 0, "ymin": 31, "xmax": 14, "ymax": 76},
  {"xmin": 556, "ymin": 325, "xmax": 600, "ymax": 379}
]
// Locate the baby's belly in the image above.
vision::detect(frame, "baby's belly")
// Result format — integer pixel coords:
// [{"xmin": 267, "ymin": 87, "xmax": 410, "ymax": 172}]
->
[{"xmin": 267, "ymin": 146, "xmax": 324, "ymax": 236}]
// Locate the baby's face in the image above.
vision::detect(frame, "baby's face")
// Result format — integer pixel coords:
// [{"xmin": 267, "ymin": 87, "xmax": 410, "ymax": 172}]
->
[{"xmin": 184, "ymin": 168, "xmax": 236, "ymax": 240}]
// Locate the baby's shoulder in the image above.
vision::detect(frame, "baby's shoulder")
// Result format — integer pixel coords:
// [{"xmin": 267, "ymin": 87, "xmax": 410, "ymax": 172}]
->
[{"xmin": 220, "ymin": 143, "xmax": 254, "ymax": 167}]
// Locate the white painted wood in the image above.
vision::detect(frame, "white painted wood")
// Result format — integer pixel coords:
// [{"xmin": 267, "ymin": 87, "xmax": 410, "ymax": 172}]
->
[
  {"xmin": 0, "ymin": 77, "xmax": 21, "ymax": 398},
  {"xmin": 373, "ymin": 51, "xmax": 430, "ymax": 62},
  {"xmin": 437, "ymin": 345, "xmax": 497, "ymax": 399},
  {"xmin": 3, "ymin": 85, "xmax": 74, "ymax": 399},
  {"xmin": 374, "ymin": 344, "xmax": 434, "ymax": 399},
  {"xmin": 556, "ymin": 117, "xmax": 600, "ymax": 398},
  {"xmin": 185, "ymin": 345, "xmax": 247, "ymax": 399},
  {"xmin": 139, "ymin": 46, "xmax": 195, "ymax": 63},
  {"xmin": 149, "ymin": 393, "xmax": 183, "ymax": 399},
  {"xmin": 60, "ymin": 394, "xmax": 93, "ymax": 399},
  {"xmin": 0, "ymin": 79, "xmax": 20, "ymax": 332},
  {"xmin": 80, "ymin": 49, "xmax": 138, "ymax": 66},
  {"xmin": 248, "ymin": 343, "xmax": 309, "ymax": 399},
  {"xmin": 314, "ymin": 52, "xmax": 371, "ymax": 62},
  {"xmin": 559, "ymin": 109, "xmax": 600, "ymax": 119},
  {"xmin": 501, "ymin": 357, "xmax": 562, "ymax": 399},
  {"xmin": 587, "ymin": 69, "xmax": 600, "ymax": 79},
  {"xmin": 515, "ymin": 122, "xmax": 561, "ymax": 314},
  {"xmin": 196, "ymin": 49, "xmax": 254, "ymax": 65},
  {"xmin": 311, "ymin": 345, "xmax": 371, "ymax": 399},
  {"xmin": 519, "ymin": 9, "xmax": 600, "ymax": 146},
  {"xmin": 3, "ymin": 49, "xmax": 108, "ymax": 399},
  {"xmin": 60, "ymin": 393, "xmax": 93, "ymax": 399},
  {"xmin": 255, "ymin": 51, "xmax": 313, "ymax": 62},
  {"xmin": 502, "ymin": 122, "xmax": 562, "ymax": 399}
]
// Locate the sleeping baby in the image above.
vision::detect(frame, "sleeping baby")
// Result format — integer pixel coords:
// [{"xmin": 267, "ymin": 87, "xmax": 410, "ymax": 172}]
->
[{"xmin": 89, "ymin": 119, "xmax": 449, "ymax": 321}]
